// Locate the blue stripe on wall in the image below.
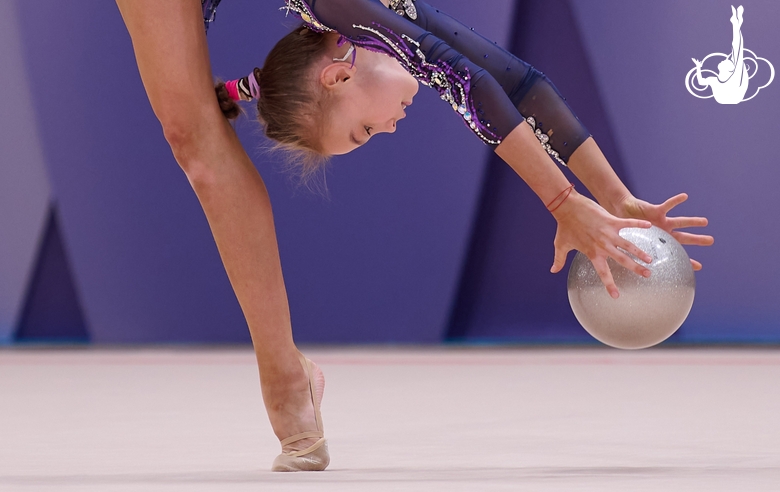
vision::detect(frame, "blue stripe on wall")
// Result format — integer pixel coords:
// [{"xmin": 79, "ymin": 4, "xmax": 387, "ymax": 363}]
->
[{"xmin": 15, "ymin": 206, "xmax": 89, "ymax": 343}]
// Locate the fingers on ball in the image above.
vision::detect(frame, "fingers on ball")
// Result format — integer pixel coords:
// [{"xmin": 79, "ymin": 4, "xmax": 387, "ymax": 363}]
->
[
  {"xmin": 620, "ymin": 239, "xmax": 651, "ymax": 263},
  {"xmin": 612, "ymin": 247, "xmax": 650, "ymax": 277},
  {"xmin": 593, "ymin": 259, "xmax": 619, "ymax": 298}
]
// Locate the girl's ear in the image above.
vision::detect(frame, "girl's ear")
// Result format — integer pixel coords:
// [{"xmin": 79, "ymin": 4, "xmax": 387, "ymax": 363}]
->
[{"xmin": 321, "ymin": 62, "xmax": 357, "ymax": 90}]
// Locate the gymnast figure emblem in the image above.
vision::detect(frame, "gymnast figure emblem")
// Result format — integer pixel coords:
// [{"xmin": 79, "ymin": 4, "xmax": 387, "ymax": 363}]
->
[{"xmin": 685, "ymin": 5, "xmax": 774, "ymax": 104}]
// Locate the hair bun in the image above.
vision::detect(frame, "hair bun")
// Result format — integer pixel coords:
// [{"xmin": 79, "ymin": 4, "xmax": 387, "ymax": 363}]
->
[{"xmin": 214, "ymin": 81, "xmax": 241, "ymax": 120}]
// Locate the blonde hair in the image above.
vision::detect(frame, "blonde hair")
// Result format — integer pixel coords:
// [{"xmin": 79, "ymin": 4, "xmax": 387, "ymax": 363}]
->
[{"xmin": 215, "ymin": 26, "xmax": 335, "ymax": 185}]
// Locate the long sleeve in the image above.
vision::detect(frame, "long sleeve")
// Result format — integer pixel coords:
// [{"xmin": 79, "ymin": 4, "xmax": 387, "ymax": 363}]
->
[
  {"xmin": 283, "ymin": 0, "xmax": 525, "ymax": 147},
  {"xmin": 390, "ymin": 1, "xmax": 591, "ymax": 165}
]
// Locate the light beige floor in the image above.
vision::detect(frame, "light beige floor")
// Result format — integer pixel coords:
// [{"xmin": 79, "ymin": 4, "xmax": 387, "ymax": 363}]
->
[{"xmin": 0, "ymin": 347, "xmax": 779, "ymax": 491}]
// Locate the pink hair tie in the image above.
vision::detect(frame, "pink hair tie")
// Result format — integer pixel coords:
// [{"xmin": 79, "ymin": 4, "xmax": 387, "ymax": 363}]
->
[{"xmin": 224, "ymin": 79, "xmax": 241, "ymax": 101}]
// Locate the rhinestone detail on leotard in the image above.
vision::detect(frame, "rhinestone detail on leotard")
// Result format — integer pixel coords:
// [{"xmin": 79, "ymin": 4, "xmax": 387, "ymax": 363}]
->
[
  {"xmin": 281, "ymin": 0, "xmax": 335, "ymax": 33},
  {"xmin": 525, "ymin": 116, "xmax": 566, "ymax": 167},
  {"xmin": 388, "ymin": 0, "xmax": 418, "ymax": 20}
]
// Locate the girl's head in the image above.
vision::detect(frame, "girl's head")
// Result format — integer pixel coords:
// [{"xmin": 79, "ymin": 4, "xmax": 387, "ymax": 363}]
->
[
  {"xmin": 216, "ymin": 26, "xmax": 418, "ymax": 176},
  {"xmin": 315, "ymin": 38, "xmax": 418, "ymax": 155}
]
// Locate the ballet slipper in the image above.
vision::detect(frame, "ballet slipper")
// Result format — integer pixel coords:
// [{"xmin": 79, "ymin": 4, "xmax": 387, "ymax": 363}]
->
[{"xmin": 271, "ymin": 355, "xmax": 329, "ymax": 472}]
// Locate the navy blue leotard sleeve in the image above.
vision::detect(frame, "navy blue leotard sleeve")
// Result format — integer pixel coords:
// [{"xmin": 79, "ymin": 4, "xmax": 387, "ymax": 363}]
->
[{"xmin": 393, "ymin": 1, "xmax": 590, "ymax": 165}]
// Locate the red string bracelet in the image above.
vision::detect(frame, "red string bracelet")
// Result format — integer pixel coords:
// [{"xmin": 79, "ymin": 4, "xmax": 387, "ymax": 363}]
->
[{"xmin": 546, "ymin": 183, "xmax": 575, "ymax": 213}]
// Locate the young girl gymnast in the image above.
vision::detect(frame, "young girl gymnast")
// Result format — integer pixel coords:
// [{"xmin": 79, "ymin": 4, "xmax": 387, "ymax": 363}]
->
[{"xmin": 117, "ymin": 0, "xmax": 713, "ymax": 472}]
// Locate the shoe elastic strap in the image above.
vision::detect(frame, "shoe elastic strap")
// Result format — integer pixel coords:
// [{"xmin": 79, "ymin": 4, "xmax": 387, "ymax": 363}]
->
[
  {"xmin": 286, "ymin": 437, "xmax": 327, "ymax": 458},
  {"xmin": 280, "ymin": 430, "xmax": 324, "ymax": 447}
]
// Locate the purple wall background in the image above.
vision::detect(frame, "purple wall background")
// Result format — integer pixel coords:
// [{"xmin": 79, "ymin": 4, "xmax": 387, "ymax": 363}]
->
[
  {"xmin": 0, "ymin": 1, "xmax": 51, "ymax": 343},
  {"xmin": 2, "ymin": 0, "xmax": 778, "ymax": 344},
  {"xmin": 7, "ymin": 0, "xmax": 513, "ymax": 344}
]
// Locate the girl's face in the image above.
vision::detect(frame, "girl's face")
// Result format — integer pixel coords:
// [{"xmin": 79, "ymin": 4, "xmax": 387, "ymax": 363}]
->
[{"xmin": 320, "ymin": 48, "xmax": 419, "ymax": 155}]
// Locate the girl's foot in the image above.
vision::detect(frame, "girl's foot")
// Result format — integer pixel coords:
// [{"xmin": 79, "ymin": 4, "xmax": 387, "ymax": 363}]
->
[{"xmin": 262, "ymin": 356, "xmax": 328, "ymax": 471}]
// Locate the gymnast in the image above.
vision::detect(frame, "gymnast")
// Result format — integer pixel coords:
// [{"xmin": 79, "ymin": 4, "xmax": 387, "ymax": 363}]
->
[{"xmin": 116, "ymin": 0, "xmax": 713, "ymax": 472}]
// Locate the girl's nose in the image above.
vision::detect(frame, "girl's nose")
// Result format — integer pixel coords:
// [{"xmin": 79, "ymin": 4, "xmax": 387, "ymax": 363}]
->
[{"xmin": 381, "ymin": 119, "xmax": 397, "ymax": 134}]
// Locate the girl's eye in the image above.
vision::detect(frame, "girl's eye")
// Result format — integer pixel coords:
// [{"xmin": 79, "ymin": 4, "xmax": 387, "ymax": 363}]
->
[{"xmin": 364, "ymin": 126, "xmax": 372, "ymax": 136}]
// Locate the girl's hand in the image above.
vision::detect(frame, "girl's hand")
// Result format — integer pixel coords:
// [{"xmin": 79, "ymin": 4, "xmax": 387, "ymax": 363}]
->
[
  {"xmin": 614, "ymin": 193, "xmax": 714, "ymax": 270},
  {"xmin": 551, "ymin": 191, "xmax": 653, "ymax": 299}
]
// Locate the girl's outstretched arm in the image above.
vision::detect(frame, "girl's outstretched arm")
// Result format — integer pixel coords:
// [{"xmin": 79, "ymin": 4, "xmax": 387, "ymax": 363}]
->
[
  {"xmin": 115, "ymin": 0, "xmax": 322, "ymax": 455},
  {"xmin": 496, "ymin": 122, "xmax": 653, "ymax": 299}
]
